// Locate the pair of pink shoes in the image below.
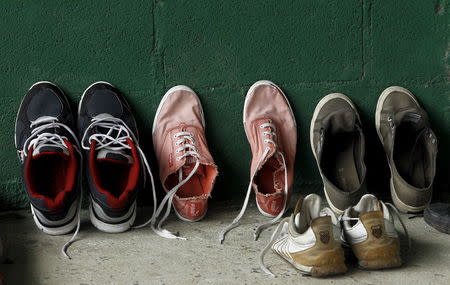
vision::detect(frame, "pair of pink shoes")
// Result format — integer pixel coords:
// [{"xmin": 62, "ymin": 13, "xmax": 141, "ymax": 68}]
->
[{"xmin": 152, "ymin": 81, "xmax": 296, "ymax": 241}]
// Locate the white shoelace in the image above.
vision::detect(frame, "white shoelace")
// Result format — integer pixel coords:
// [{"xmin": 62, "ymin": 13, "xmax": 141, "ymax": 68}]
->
[
  {"xmin": 145, "ymin": 131, "xmax": 200, "ymax": 240},
  {"xmin": 61, "ymin": 191, "xmax": 83, "ymax": 259},
  {"xmin": 385, "ymin": 202, "xmax": 411, "ymax": 249},
  {"xmin": 21, "ymin": 117, "xmax": 79, "ymax": 160},
  {"xmin": 259, "ymin": 217, "xmax": 290, "ymax": 277},
  {"xmin": 219, "ymin": 123, "xmax": 289, "ymax": 243},
  {"xmin": 19, "ymin": 116, "xmax": 83, "ymax": 259}
]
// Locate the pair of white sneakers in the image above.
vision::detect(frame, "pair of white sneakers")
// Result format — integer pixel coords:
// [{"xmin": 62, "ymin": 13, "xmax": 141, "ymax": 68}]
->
[{"xmin": 260, "ymin": 193, "xmax": 409, "ymax": 277}]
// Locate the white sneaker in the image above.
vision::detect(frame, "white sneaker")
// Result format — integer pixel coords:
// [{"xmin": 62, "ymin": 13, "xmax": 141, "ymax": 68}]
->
[
  {"xmin": 259, "ymin": 194, "xmax": 347, "ymax": 277},
  {"xmin": 341, "ymin": 194, "xmax": 409, "ymax": 269}
]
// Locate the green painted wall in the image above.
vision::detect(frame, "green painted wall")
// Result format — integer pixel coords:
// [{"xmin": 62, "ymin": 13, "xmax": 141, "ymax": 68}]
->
[{"xmin": 0, "ymin": 0, "xmax": 448, "ymax": 210}]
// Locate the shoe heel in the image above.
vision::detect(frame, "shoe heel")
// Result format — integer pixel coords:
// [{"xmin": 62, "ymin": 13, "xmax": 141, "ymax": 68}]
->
[
  {"xmin": 310, "ymin": 249, "xmax": 348, "ymax": 277},
  {"xmin": 31, "ymin": 202, "xmax": 78, "ymax": 235},
  {"xmin": 390, "ymin": 179, "xmax": 429, "ymax": 213},
  {"xmin": 359, "ymin": 255, "xmax": 402, "ymax": 269},
  {"xmin": 357, "ymin": 244, "xmax": 402, "ymax": 270},
  {"xmin": 89, "ymin": 198, "xmax": 136, "ymax": 233}
]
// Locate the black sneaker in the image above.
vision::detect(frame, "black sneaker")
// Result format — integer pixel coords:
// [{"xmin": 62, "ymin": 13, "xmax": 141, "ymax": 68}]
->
[
  {"xmin": 78, "ymin": 81, "xmax": 151, "ymax": 233},
  {"xmin": 15, "ymin": 81, "xmax": 82, "ymax": 236}
]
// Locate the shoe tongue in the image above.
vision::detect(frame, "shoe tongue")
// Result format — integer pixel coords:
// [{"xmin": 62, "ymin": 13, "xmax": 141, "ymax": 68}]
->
[
  {"xmin": 32, "ymin": 144, "xmax": 69, "ymax": 158},
  {"xmin": 400, "ymin": 112, "xmax": 427, "ymax": 130},
  {"xmin": 181, "ymin": 157, "xmax": 203, "ymax": 177},
  {"xmin": 97, "ymin": 149, "xmax": 133, "ymax": 164}
]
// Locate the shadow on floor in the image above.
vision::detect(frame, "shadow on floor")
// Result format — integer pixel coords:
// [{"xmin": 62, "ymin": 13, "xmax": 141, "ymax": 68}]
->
[{"xmin": 1, "ymin": 211, "xmax": 38, "ymax": 285}]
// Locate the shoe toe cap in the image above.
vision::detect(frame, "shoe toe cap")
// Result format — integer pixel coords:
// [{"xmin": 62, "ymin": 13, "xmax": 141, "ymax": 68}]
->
[{"xmin": 173, "ymin": 197, "xmax": 208, "ymax": 221}]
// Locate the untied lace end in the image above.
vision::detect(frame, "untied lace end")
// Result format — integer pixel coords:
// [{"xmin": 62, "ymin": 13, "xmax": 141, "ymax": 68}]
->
[
  {"xmin": 385, "ymin": 202, "xmax": 411, "ymax": 251},
  {"xmin": 149, "ymin": 132, "xmax": 201, "ymax": 240},
  {"xmin": 61, "ymin": 190, "xmax": 83, "ymax": 259},
  {"xmin": 220, "ymin": 122, "xmax": 289, "ymax": 243},
  {"xmin": 259, "ymin": 218, "xmax": 289, "ymax": 277}
]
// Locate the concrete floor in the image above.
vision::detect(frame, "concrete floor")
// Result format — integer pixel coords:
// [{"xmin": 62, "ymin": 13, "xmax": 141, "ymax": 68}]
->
[{"xmin": 1, "ymin": 197, "xmax": 449, "ymax": 285}]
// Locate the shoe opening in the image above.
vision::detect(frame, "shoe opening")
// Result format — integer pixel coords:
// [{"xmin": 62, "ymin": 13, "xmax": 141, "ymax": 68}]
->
[
  {"xmin": 89, "ymin": 139, "xmax": 140, "ymax": 208},
  {"xmin": 320, "ymin": 129, "xmax": 364, "ymax": 192},
  {"xmin": 254, "ymin": 154, "xmax": 285, "ymax": 195},
  {"xmin": 393, "ymin": 121, "xmax": 434, "ymax": 189},
  {"xmin": 165, "ymin": 162, "xmax": 217, "ymax": 199},
  {"xmin": 25, "ymin": 140, "xmax": 78, "ymax": 210}
]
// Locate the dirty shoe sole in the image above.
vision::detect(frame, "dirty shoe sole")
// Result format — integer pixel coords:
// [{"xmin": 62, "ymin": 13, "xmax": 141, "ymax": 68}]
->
[{"xmin": 356, "ymin": 242, "xmax": 402, "ymax": 270}]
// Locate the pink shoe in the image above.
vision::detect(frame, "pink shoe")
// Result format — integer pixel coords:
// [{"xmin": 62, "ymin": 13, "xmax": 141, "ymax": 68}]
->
[
  {"xmin": 152, "ymin": 85, "xmax": 218, "ymax": 238},
  {"xmin": 219, "ymin": 80, "xmax": 297, "ymax": 243}
]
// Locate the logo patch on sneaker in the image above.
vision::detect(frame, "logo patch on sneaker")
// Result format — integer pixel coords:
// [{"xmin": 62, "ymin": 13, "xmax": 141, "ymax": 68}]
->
[
  {"xmin": 371, "ymin": 225, "xmax": 383, "ymax": 238},
  {"xmin": 319, "ymin": 231, "xmax": 330, "ymax": 244}
]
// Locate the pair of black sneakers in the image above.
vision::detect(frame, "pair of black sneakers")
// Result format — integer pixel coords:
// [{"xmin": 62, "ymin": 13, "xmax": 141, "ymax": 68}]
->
[{"xmin": 15, "ymin": 81, "xmax": 154, "ymax": 257}]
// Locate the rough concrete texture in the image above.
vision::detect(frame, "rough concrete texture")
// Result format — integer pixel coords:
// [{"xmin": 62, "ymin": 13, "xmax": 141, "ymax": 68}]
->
[
  {"xmin": 1, "ymin": 194, "xmax": 450, "ymax": 285},
  {"xmin": 0, "ymin": 0, "xmax": 449, "ymax": 209}
]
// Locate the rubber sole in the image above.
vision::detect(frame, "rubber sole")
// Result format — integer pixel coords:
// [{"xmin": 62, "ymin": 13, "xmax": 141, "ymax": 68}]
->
[
  {"xmin": 424, "ymin": 204, "xmax": 450, "ymax": 234},
  {"xmin": 89, "ymin": 198, "xmax": 136, "ymax": 233},
  {"xmin": 390, "ymin": 179, "xmax": 429, "ymax": 213},
  {"xmin": 31, "ymin": 202, "xmax": 78, "ymax": 235},
  {"xmin": 173, "ymin": 206, "xmax": 207, "ymax": 222}
]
